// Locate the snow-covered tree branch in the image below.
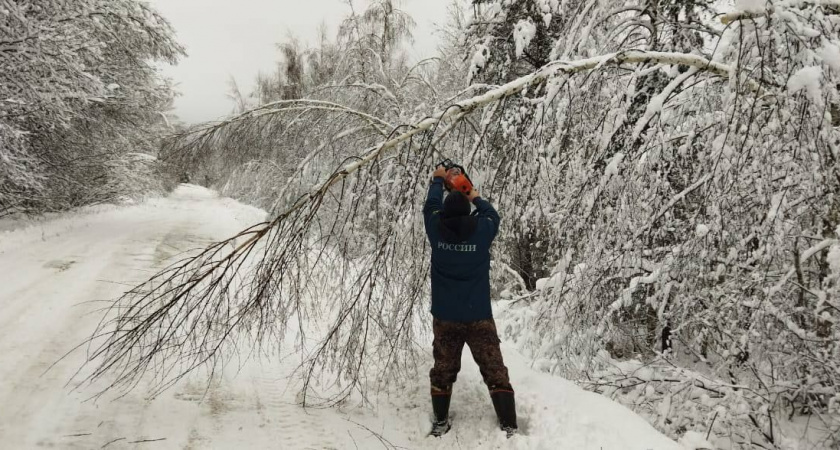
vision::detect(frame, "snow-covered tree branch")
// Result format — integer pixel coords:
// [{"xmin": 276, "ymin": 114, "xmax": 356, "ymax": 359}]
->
[{"xmin": 78, "ymin": 0, "xmax": 840, "ymax": 447}]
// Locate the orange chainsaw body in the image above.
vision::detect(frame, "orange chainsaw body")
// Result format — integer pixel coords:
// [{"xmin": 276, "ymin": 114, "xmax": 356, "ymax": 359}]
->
[
  {"xmin": 444, "ymin": 168, "xmax": 473, "ymax": 194},
  {"xmin": 438, "ymin": 159, "xmax": 474, "ymax": 194}
]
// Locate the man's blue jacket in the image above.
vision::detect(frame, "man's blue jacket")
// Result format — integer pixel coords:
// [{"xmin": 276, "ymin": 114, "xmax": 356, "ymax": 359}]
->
[{"xmin": 423, "ymin": 177, "xmax": 501, "ymax": 322}]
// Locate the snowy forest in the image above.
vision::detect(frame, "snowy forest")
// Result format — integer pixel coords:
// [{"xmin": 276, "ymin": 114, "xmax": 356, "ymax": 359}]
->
[{"xmin": 2, "ymin": 0, "xmax": 840, "ymax": 449}]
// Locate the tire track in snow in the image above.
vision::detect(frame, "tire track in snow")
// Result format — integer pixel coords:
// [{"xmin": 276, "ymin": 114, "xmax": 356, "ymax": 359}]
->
[
  {"xmin": 0, "ymin": 233, "xmax": 106, "ymax": 346},
  {"xmin": 0, "ymin": 191, "xmax": 242, "ymax": 449},
  {"xmin": 0, "ymin": 226, "xmax": 150, "ymax": 448},
  {"xmin": 251, "ymin": 369, "xmax": 341, "ymax": 450}
]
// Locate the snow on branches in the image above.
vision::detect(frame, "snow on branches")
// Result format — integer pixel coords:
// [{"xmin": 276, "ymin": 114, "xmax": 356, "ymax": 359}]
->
[
  {"xmin": 470, "ymin": 0, "xmax": 840, "ymax": 447},
  {"xmin": 81, "ymin": 0, "xmax": 840, "ymax": 447},
  {"xmin": 514, "ymin": 19, "xmax": 537, "ymax": 58},
  {"xmin": 0, "ymin": 0, "xmax": 183, "ymax": 214}
]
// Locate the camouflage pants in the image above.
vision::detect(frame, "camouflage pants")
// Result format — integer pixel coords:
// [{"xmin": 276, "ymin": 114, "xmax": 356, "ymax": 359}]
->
[{"xmin": 429, "ymin": 317, "xmax": 513, "ymax": 394}]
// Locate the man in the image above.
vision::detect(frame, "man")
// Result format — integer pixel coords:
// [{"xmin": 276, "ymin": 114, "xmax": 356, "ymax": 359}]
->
[{"xmin": 422, "ymin": 165, "xmax": 517, "ymax": 438}]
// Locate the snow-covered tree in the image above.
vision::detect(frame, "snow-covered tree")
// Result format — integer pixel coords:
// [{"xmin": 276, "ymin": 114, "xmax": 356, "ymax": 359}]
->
[
  {"xmin": 83, "ymin": 1, "xmax": 840, "ymax": 448},
  {"xmin": 465, "ymin": 1, "xmax": 840, "ymax": 447},
  {"xmin": 0, "ymin": 0, "xmax": 183, "ymax": 214},
  {"xmin": 164, "ymin": 0, "xmax": 436, "ymax": 213}
]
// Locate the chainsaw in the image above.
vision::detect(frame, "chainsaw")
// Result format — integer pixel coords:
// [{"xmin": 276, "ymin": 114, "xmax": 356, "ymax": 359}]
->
[{"xmin": 437, "ymin": 159, "xmax": 474, "ymax": 195}]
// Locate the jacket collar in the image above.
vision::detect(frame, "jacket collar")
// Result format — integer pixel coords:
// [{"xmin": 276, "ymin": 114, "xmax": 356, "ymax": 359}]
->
[{"xmin": 438, "ymin": 215, "xmax": 478, "ymax": 243}]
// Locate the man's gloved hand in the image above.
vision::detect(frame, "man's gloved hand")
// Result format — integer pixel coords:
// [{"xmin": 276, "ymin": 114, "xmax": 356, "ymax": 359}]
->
[
  {"xmin": 433, "ymin": 166, "xmax": 447, "ymax": 180},
  {"xmin": 467, "ymin": 189, "xmax": 479, "ymax": 202}
]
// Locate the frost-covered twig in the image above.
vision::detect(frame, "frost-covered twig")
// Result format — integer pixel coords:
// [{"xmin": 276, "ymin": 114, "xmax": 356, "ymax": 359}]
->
[
  {"xmin": 185, "ymin": 99, "xmax": 394, "ymax": 136},
  {"xmin": 721, "ymin": 0, "xmax": 840, "ymax": 25}
]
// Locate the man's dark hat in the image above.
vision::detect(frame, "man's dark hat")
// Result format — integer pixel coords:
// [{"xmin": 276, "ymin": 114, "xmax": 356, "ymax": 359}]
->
[{"xmin": 443, "ymin": 191, "xmax": 471, "ymax": 217}]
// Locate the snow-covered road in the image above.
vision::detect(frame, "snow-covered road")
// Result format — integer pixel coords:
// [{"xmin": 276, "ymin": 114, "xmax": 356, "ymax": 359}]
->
[{"xmin": 0, "ymin": 185, "xmax": 683, "ymax": 449}]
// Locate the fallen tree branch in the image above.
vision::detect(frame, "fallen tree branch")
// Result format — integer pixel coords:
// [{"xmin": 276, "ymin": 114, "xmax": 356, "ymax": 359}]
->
[
  {"xmin": 127, "ymin": 438, "xmax": 166, "ymax": 444},
  {"xmin": 77, "ymin": 48, "xmax": 763, "ymax": 398},
  {"xmin": 101, "ymin": 437, "xmax": 126, "ymax": 448},
  {"xmin": 180, "ymin": 99, "xmax": 394, "ymax": 139}
]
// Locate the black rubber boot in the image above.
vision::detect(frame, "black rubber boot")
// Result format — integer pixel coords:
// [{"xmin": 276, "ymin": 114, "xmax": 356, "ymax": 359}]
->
[
  {"xmin": 430, "ymin": 393, "xmax": 452, "ymax": 437},
  {"xmin": 490, "ymin": 390, "xmax": 518, "ymax": 437}
]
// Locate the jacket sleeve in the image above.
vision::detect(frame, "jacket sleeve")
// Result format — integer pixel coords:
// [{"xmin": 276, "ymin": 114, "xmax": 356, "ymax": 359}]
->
[
  {"xmin": 473, "ymin": 197, "xmax": 500, "ymax": 240},
  {"xmin": 423, "ymin": 177, "xmax": 445, "ymax": 234}
]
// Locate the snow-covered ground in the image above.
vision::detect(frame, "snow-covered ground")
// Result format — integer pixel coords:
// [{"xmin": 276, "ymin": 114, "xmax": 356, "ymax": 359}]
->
[{"xmin": 0, "ymin": 185, "xmax": 684, "ymax": 449}]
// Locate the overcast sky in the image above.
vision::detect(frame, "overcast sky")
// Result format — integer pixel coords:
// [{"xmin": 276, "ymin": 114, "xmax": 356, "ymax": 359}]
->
[{"xmin": 147, "ymin": 0, "xmax": 455, "ymax": 124}]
